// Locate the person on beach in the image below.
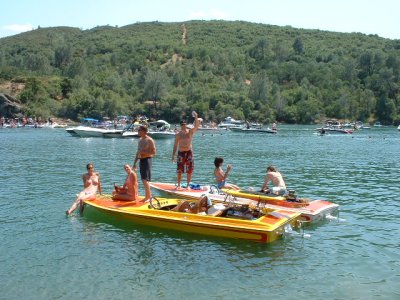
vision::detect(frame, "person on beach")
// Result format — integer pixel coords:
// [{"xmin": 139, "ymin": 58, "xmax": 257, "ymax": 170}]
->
[
  {"xmin": 172, "ymin": 111, "xmax": 200, "ymax": 189},
  {"xmin": 66, "ymin": 163, "xmax": 102, "ymax": 215},
  {"xmin": 133, "ymin": 125, "xmax": 156, "ymax": 202},
  {"xmin": 260, "ymin": 165, "xmax": 287, "ymax": 195},
  {"xmin": 112, "ymin": 164, "xmax": 139, "ymax": 201},
  {"xmin": 214, "ymin": 157, "xmax": 240, "ymax": 190}
]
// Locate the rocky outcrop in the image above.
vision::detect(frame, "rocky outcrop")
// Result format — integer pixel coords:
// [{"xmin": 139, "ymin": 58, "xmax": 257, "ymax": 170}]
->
[{"xmin": 0, "ymin": 94, "xmax": 23, "ymax": 117}]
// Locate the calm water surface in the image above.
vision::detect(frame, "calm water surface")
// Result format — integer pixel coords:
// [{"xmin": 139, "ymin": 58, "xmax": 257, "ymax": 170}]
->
[{"xmin": 0, "ymin": 126, "xmax": 399, "ymax": 299}]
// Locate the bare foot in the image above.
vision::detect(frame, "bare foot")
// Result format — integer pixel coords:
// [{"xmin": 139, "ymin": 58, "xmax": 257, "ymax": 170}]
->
[{"xmin": 176, "ymin": 186, "xmax": 183, "ymax": 191}]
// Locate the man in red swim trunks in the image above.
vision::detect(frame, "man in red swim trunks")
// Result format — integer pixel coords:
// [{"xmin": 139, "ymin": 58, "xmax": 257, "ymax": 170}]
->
[{"xmin": 172, "ymin": 111, "xmax": 200, "ymax": 189}]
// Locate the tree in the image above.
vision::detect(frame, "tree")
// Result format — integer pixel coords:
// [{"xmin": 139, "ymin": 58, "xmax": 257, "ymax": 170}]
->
[
  {"xmin": 248, "ymin": 71, "xmax": 269, "ymax": 108},
  {"xmin": 249, "ymin": 38, "xmax": 268, "ymax": 61},
  {"xmin": 376, "ymin": 94, "xmax": 396, "ymax": 124},
  {"xmin": 293, "ymin": 37, "xmax": 305, "ymax": 55},
  {"xmin": 54, "ymin": 45, "xmax": 72, "ymax": 68},
  {"xmin": 143, "ymin": 70, "xmax": 168, "ymax": 117}
]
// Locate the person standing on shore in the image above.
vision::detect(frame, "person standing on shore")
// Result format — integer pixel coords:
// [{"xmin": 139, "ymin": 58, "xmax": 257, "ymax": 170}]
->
[
  {"xmin": 172, "ymin": 111, "xmax": 200, "ymax": 189},
  {"xmin": 133, "ymin": 125, "xmax": 156, "ymax": 202}
]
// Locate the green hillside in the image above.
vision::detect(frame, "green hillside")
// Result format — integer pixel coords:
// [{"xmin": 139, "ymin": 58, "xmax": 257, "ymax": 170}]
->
[{"xmin": 0, "ymin": 20, "xmax": 399, "ymax": 124}]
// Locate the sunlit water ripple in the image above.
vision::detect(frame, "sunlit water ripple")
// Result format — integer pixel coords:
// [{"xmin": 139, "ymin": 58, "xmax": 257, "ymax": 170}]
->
[{"xmin": 0, "ymin": 125, "xmax": 399, "ymax": 299}]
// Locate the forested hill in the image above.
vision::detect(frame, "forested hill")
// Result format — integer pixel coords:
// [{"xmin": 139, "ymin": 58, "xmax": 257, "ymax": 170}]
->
[{"xmin": 0, "ymin": 20, "xmax": 399, "ymax": 125}]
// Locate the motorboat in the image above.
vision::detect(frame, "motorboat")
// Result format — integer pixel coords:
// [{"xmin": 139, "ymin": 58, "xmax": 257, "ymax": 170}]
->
[
  {"xmin": 222, "ymin": 188, "xmax": 339, "ymax": 223},
  {"xmin": 316, "ymin": 120, "xmax": 352, "ymax": 134},
  {"xmin": 397, "ymin": 125, "xmax": 400, "ymax": 131},
  {"xmin": 218, "ymin": 117, "xmax": 244, "ymax": 129},
  {"xmin": 66, "ymin": 118, "xmax": 104, "ymax": 137},
  {"xmin": 197, "ymin": 120, "xmax": 220, "ymax": 133},
  {"xmin": 73, "ymin": 126, "xmax": 110, "ymax": 138},
  {"xmin": 230, "ymin": 126, "xmax": 277, "ymax": 134},
  {"xmin": 150, "ymin": 182, "xmax": 339, "ymax": 223},
  {"xmin": 229, "ymin": 121, "xmax": 277, "ymax": 134},
  {"xmin": 148, "ymin": 131, "xmax": 176, "ymax": 139},
  {"xmin": 84, "ymin": 195, "xmax": 300, "ymax": 243},
  {"xmin": 102, "ymin": 129, "xmax": 125, "ymax": 138},
  {"xmin": 147, "ymin": 120, "xmax": 176, "ymax": 139},
  {"xmin": 316, "ymin": 127, "xmax": 352, "ymax": 134}
]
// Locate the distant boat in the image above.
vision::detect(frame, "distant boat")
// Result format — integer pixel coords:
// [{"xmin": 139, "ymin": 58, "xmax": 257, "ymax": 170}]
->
[
  {"xmin": 218, "ymin": 117, "xmax": 244, "ymax": 129},
  {"xmin": 230, "ymin": 126, "xmax": 277, "ymax": 134},
  {"xmin": 316, "ymin": 119, "xmax": 352, "ymax": 134},
  {"xmin": 374, "ymin": 122, "xmax": 382, "ymax": 127},
  {"xmin": 397, "ymin": 125, "xmax": 400, "ymax": 131},
  {"xmin": 147, "ymin": 120, "xmax": 176, "ymax": 139},
  {"xmin": 197, "ymin": 119, "xmax": 220, "ymax": 133},
  {"xmin": 66, "ymin": 118, "xmax": 123, "ymax": 138}
]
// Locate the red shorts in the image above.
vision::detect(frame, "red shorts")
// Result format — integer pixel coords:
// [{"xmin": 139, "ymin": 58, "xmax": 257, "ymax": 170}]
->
[{"xmin": 177, "ymin": 150, "xmax": 194, "ymax": 174}]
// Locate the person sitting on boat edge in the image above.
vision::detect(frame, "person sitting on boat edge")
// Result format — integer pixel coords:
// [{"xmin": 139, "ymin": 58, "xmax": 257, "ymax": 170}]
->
[
  {"xmin": 214, "ymin": 157, "xmax": 240, "ymax": 190},
  {"xmin": 112, "ymin": 164, "xmax": 139, "ymax": 201},
  {"xmin": 260, "ymin": 165, "xmax": 287, "ymax": 195},
  {"xmin": 66, "ymin": 163, "xmax": 102, "ymax": 215}
]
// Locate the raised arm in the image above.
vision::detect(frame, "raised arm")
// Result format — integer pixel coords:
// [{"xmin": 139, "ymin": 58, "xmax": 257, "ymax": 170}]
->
[{"xmin": 191, "ymin": 111, "xmax": 200, "ymax": 133}]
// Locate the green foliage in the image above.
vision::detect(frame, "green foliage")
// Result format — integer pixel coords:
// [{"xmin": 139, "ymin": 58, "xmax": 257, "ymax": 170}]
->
[{"xmin": 0, "ymin": 21, "xmax": 399, "ymax": 124}]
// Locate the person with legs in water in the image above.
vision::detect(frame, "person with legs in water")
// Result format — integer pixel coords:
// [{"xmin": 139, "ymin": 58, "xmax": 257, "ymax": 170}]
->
[{"xmin": 66, "ymin": 163, "xmax": 102, "ymax": 215}]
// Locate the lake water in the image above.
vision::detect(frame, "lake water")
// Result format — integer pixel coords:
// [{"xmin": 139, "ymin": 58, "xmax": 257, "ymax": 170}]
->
[{"xmin": 0, "ymin": 125, "xmax": 399, "ymax": 299}]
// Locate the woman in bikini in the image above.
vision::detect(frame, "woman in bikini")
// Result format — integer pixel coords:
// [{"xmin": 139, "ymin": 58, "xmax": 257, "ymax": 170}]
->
[
  {"xmin": 66, "ymin": 163, "xmax": 102, "ymax": 215},
  {"xmin": 214, "ymin": 157, "xmax": 240, "ymax": 190},
  {"xmin": 112, "ymin": 164, "xmax": 139, "ymax": 201}
]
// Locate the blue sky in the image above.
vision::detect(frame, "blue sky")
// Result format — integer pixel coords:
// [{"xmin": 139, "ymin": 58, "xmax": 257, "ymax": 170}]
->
[{"xmin": 1, "ymin": 0, "xmax": 399, "ymax": 39}]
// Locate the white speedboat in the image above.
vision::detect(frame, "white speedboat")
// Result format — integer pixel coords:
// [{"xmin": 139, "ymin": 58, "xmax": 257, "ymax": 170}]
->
[
  {"xmin": 198, "ymin": 126, "xmax": 221, "ymax": 134},
  {"xmin": 218, "ymin": 117, "xmax": 244, "ymax": 129},
  {"xmin": 73, "ymin": 126, "xmax": 108, "ymax": 137},
  {"xmin": 148, "ymin": 130, "xmax": 176, "ymax": 139},
  {"xmin": 397, "ymin": 125, "xmax": 400, "ymax": 131},
  {"xmin": 147, "ymin": 120, "xmax": 176, "ymax": 139},
  {"xmin": 316, "ymin": 119, "xmax": 353, "ymax": 134},
  {"xmin": 230, "ymin": 122, "xmax": 277, "ymax": 134},
  {"xmin": 66, "ymin": 118, "xmax": 116, "ymax": 137},
  {"xmin": 233, "ymin": 127, "xmax": 277, "ymax": 134}
]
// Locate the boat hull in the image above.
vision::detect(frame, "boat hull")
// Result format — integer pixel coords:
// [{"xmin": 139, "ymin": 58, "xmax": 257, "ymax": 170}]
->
[
  {"xmin": 149, "ymin": 182, "xmax": 338, "ymax": 223},
  {"xmin": 73, "ymin": 126, "xmax": 106, "ymax": 137},
  {"xmin": 316, "ymin": 127, "xmax": 352, "ymax": 134},
  {"xmin": 222, "ymin": 188, "xmax": 339, "ymax": 223},
  {"xmin": 65, "ymin": 128, "xmax": 79, "ymax": 137},
  {"xmin": 229, "ymin": 126, "xmax": 276, "ymax": 134},
  {"xmin": 147, "ymin": 131, "xmax": 176, "ymax": 139},
  {"xmin": 102, "ymin": 130, "xmax": 124, "ymax": 138},
  {"xmin": 84, "ymin": 195, "xmax": 300, "ymax": 243}
]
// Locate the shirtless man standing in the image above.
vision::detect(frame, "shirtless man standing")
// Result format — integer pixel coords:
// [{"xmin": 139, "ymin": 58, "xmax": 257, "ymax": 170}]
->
[
  {"xmin": 172, "ymin": 111, "xmax": 200, "ymax": 189},
  {"xmin": 133, "ymin": 125, "xmax": 156, "ymax": 201}
]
